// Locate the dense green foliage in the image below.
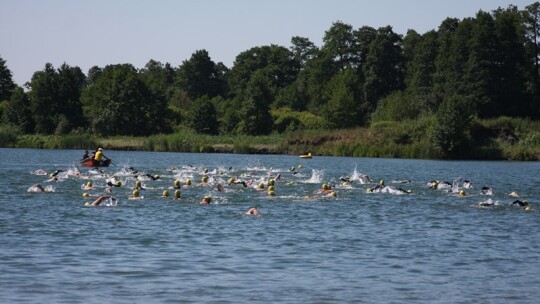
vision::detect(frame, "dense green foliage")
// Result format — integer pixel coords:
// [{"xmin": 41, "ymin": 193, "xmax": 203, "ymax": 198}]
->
[{"xmin": 1, "ymin": 2, "xmax": 540, "ymax": 158}]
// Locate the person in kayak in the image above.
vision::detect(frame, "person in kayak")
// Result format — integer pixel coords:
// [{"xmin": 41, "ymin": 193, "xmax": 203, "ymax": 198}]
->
[{"xmin": 94, "ymin": 148, "xmax": 110, "ymax": 166}]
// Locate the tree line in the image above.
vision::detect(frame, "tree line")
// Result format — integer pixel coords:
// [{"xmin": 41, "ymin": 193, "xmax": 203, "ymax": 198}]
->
[{"xmin": 1, "ymin": 3, "xmax": 539, "ymax": 155}]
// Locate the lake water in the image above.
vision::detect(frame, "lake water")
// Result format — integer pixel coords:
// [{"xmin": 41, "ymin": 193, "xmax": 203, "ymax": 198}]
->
[{"xmin": 1, "ymin": 148, "xmax": 539, "ymax": 303}]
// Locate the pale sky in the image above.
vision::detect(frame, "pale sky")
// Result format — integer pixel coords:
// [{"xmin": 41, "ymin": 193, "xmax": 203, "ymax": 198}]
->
[{"xmin": 0, "ymin": 0, "xmax": 534, "ymax": 86}]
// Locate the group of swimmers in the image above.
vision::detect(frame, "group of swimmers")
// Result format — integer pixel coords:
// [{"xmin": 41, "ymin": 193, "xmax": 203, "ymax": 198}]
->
[{"xmin": 26, "ymin": 160, "xmax": 535, "ymax": 214}]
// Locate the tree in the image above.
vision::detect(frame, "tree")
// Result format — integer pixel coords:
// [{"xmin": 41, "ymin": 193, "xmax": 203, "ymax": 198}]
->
[
  {"xmin": 237, "ymin": 70, "xmax": 274, "ymax": 135},
  {"xmin": 430, "ymin": 96, "xmax": 474, "ymax": 157},
  {"xmin": 4, "ymin": 87, "xmax": 34, "ymax": 133},
  {"xmin": 0, "ymin": 56, "xmax": 16, "ymax": 102},
  {"xmin": 28, "ymin": 63, "xmax": 59, "ymax": 134},
  {"xmin": 322, "ymin": 21, "xmax": 359, "ymax": 70},
  {"xmin": 82, "ymin": 64, "xmax": 165, "ymax": 136},
  {"xmin": 187, "ymin": 96, "xmax": 219, "ymax": 134},
  {"xmin": 228, "ymin": 45, "xmax": 298, "ymax": 98},
  {"xmin": 290, "ymin": 36, "xmax": 317, "ymax": 69},
  {"xmin": 176, "ymin": 50, "xmax": 227, "ymax": 100},
  {"xmin": 363, "ymin": 26, "xmax": 405, "ymax": 108},
  {"xmin": 56, "ymin": 63, "xmax": 86, "ymax": 132},
  {"xmin": 523, "ymin": 2, "xmax": 540, "ymax": 117},
  {"xmin": 322, "ymin": 69, "xmax": 363, "ymax": 128}
]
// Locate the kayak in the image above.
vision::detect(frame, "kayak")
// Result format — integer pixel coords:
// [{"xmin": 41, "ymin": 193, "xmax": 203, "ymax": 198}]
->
[
  {"xmin": 80, "ymin": 158, "xmax": 111, "ymax": 167},
  {"xmin": 299, "ymin": 153, "xmax": 312, "ymax": 159}
]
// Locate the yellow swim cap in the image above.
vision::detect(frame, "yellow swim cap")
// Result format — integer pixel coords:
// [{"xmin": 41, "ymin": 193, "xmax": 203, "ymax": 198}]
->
[
  {"xmin": 82, "ymin": 192, "xmax": 89, "ymax": 197},
  {"xmin": 268, "ymin": 186, "xmax": 275, "ymax": 192},
  {"xmin": 268, "ymin": 190, "xmax": 275, "ymax": 196},
  {"xmin": 84, "ymin": 202, "xmax": 92, "ymax": 206},
  {"xmin": 186, "ymin": 179, "xmax": 192, "ymax": 185},
  {"xmin": 323, "ymin": 183, "xmax": 330, "ymax": 190},
  {"xmin": 204, "ymin": 168, "xmax": 208, "ymax": 173},
  {"xmin": 162, "ymin": 190, "xmax": 169, "ymax": 197},
  {"xmin": 136, "ymin": 180, "xmax": 142, "ymax": 187},
  {"xmin": 115, "ymin": 181, "xmax": 121, "ymax": 187},
  {"xmin": 258, "ymin": 182, "xmax": 265, "ymax": 189},
  {"xmin": 228, "ymin": 177, "xmax": 236, "ymax": 184},
  {"xmin": 132, "ymin": 189, "xmax": 140, "ymax": 197},
  {"xmin": 298, "ymin": 164, "xmax": 303, "ymax": 169},
  {"xmin": 174, "ymin": 190, "xmax": 181, "ymax": 198},
  {"xmin": 268, "ymin": 179, "xmax": 275, "ymax": 186},
  {"xmin": 154, "ymin": 175, "xmax": 160, "ymax": 180},
  {"xmin": 459, "ymin": 190, "xmax": 465, "ymax": 196},
  {"xmin": 379, "ymin": 179, "xmax": 384, "ymax": 185},
  {"xmin": 329, "ymin": 191, "xmax": 337, "ymax": 197},
  {"xmin": 87, "ymin": 181, "xmax": 93, "ymax": 187},
  {"xmin": 174, "ymin": 179, "xmax": 180, "ymax": 186},
  {"xmin": 204, "ymin": 195, "xmax": 212, "ymax": 202},
  {"xmin": 202, "ymin": 176, "xmax": 209, "ymax": 183}
]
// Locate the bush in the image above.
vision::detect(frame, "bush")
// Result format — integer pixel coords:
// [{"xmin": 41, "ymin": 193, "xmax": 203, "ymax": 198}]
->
[{"xmin": 0, "ymin": 124, "xmax": 21, "ymax": 147}]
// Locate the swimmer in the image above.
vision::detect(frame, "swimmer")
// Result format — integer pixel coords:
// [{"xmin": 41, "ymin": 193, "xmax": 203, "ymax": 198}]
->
[
  {"xmin": 340, "ymin": 176, "xmax": 351, "ymax": 183},
  {"xmin": 463, "ymin": 180, "xmax": 473, "ymax": 189},
  {"xmin": 324, "ymin": 191, "xmax": 337, "ymax": 197},
  {"xmin": 106, "ymin": 180, "xmax": 122, "ymax": 187},
  {"xmin": 129, "ymin": 188, "xmax": 142, "ymax": 200},
  {"xmin": 245, "ymin": 207, "xmax": 261, "ymax": 216},
  {"xmin": 511, "ymin": 200, "xmax": 529, "ymax": 207},
  {"xmin": 200, "ymin": 195, "xmax": 212, "ymax": 205},
  {"xmin": 144, "ymin": 173, "xmax": 160, "ymax": 181},
  {"xmin": 198, "ymin": 176, "xmax": 210, "ymax": 186},
  {"xmin": 183, "ymin": 178, "xmax": 192, "ymax": 189},
  {"xmin": 481, "ymin": 186, "xmax": 493, "ymax": 196},
  {"xmin": 85, "ymin": 195, "xmax": 116, "ymax": 206},
  {"xmin": 174, "ymin": 190, "xmax": 181, "ymax": 200},
  {"xmin": 50, "ymin": 169, "xmax": 64, "ymax": 177},
  {"xmin": 509, "ymin": 191, "xmax": 520, "ymax": 198},
  {"xmin": 255, "ymin": 182, "xmax": 266, "ymax": 192},
  {"xmin": 31, "ymin": 169, "xmax": 48, "ymax": 176},
  {"xmin": 82, "ymin": 181, "xmax": 94, "ymax": 190},
  {"xmin": 316, "ymin": 183, "xmax": 333, "ymax": 195},
  {"xmin": 27, "ymin": 184, "xmax": 46, "ymax": 192},
  {"xmin": 162, "ymin": 189, "xmax": 170, "ymax": 198},
  {"xmin": 477, "ymin": 198, "xmax": 498, "ymax": 207},
  {"xmin": 217, "ymin": 183, "xmax": 224, "ymax": 192},
  {"xmin": 135, "ymin": 180, "xmax": 145, "ymax": 190},
  {"xmin": 173, "ymin": 179, "xmax": 181, "ymax": 189}
]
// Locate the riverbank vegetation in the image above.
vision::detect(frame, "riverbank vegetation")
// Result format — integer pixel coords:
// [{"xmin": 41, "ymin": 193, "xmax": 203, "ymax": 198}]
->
[
  {"xmin": 1, "ymin": 116, "xmax": 539, "ymax": 160},
  {"xmin": 1, "ymin": 3, "xmax": 539, "ymax": 160}
]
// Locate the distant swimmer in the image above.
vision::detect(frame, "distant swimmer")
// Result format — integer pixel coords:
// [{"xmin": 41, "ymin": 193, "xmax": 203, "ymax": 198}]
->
[
  {"xmin": 316, "ymin": 183, "xmax": 333, "ymax": 195},
  {"xmin": 511, "ymin": 200, "xmax": 529, "ymax": 207},
  {"xmin": 340, "ymin": 176, "xmax": 351, "ymax": 183},
  {"xmin": 200, "ymin": 195, "xmax": 212, "ymax": 205},
  {"xmin": 509, "ymin": 191, "xmax": 520, "ymax": 198},
  {"xmin": 427, "ymin": 180, "xmax": 451, "ymax": 190},
  {"xmin": 84, "ymin": 195, "xmax": 116, "ymax": 206},
  {"xmin": 82, "ymin": 181, "xmax": 94, "ymax": 190},
  {"xmin": 50, "ymin": 169, "xmax": 64, "ymax": 177},
  {"xmin": 31, "ymin": 169, "xmax": 48, "ymax": 176},
  {"xmin": 27, "ymin": 184, "xmax": 46, "ymax": 192},
  {"xmin": 463, "ymin": 180, "xmax": 473, "ymax": 189},
  {"xmin": 477, "ymin": 198, "xmax": 499, "ymax": 207},
  {"xmin": 245, "ymin": 207, "xmax": 261, "ymax": 216},
  {"xmin": 481, "ymin": 186, "xmax": 493, "ymax": 196},
  {"xmin": 144, "ymin": 173, "xmax": 160, "ymax": 181}
]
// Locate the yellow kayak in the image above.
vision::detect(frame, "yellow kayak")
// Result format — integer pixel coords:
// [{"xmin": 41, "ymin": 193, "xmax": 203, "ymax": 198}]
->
[{"xmin": 299, "ymin": 153, "xmax": 312, "ymax": 159}]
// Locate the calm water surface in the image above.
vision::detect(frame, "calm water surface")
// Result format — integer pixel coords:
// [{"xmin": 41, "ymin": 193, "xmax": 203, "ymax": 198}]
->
[{"xmin": 1, "ymin": 148, "xmax": 539, "ymax": 303}]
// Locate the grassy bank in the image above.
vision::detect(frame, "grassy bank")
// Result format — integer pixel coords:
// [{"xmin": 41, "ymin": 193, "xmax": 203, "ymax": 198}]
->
[{"xmin": 1, "ymin": 117, "xmax": 539, "ymax": 160}]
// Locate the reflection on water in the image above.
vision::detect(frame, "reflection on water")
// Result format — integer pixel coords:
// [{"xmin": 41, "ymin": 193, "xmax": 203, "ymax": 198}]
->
[{"xmin": 1, "ymin": 148, "xmax": 539, "ymax": 303}]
